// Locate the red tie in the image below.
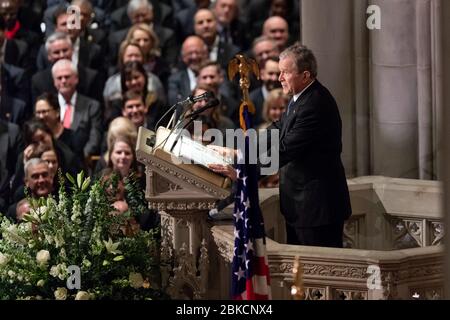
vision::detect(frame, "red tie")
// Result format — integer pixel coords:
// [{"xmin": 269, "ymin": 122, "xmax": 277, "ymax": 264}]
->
[{"xmin": 63, "ymin": 104, "xmax": 72, "ymax": 128}]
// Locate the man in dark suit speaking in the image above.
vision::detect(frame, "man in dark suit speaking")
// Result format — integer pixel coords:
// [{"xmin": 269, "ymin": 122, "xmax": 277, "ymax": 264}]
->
[
  {"xmin": 276, "ymin": 44, "xmax": 351, "ymax": 247},
  {"xmin": 208, "ymin": 43, "xmax": 351, "ymax": 248}
]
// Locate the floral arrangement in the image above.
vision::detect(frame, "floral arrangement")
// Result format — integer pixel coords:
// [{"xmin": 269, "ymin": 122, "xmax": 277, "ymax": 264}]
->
[{"xmin": 0, "ymin": 172, "xmax": 167, "ymax": 300}]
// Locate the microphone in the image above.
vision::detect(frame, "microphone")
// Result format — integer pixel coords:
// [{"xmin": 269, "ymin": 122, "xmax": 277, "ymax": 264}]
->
[
  {"xmin": 168, "ymin": 98, "xmax": 220, "ymax": 153},
  {"xmin": 154, "ymin": 91, "xmax": 215, "ymax": 131},
  {"xmin": 177, "ymin": 91, "xmax": 215, "ymax": 108},
  {"xmin": 188, "ymin": 98, "xmax": 220, "ymax": 120}
]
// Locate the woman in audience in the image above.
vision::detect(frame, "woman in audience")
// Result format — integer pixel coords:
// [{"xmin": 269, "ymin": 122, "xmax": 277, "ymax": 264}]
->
[
  {"xmin": 125, "ymin": 23, "xmax": 170, "ymax": 88},
  {"xmin": 257, "ymin": 88, "xmax": 288, "ymax": 188},
  {"xmin": 95, "ymin": 116, "xmax": 138, "ymax": 175},
  {"xmin": 34, "ymin": 92, "xmax": 75, "ymax": 151},
  {"xmin": 258, "ymin": 88, "xmax": 288, "ymax": 130},
  {"xmin": 101, "ymin": 134, "xmax": 158, "ymax": 232},
  {"xmin": 11, "ymin": 118, "xmax": 81, "ymax": 196},
  {"xmin": 103, "ymin": 44, "xmax": 166, "ymax": 126}
]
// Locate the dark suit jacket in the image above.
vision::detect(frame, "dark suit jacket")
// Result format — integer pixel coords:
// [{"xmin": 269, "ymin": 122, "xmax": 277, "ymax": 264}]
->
[
  {"xmin": 216, "ymin": 41, "xmax": 240, "ymax": 70},
  {"xmin": 0, "ymin": 120, "xmax": 23, "ymax": 212},
  {"xmin": 277, "ymin": 80, "xmax": 351, "ymax": 229},
  {"xmin": 71, "ymin": 94, "xmax": 103, "ymax": 158},
  {"xmin": 4, "ymin": 39, "xmax": 30, "ymax": 71},
  {"xmin": 167, "ymin": 68, "xmax": 192, "ymax": 106},
  {"xmin": 31, "ymin": 65, "xmax": 103, "ymax": 104},
  {"xmin": 1, "ymin": 63, "xmax": 31, "ymax": 113},
  {"xmin": 174, "ymin": 6, "xmax": 196, "ymax": 43},
  {"xmin": 0, "ymin": 95, "xmax": 27, "ymax": 125}
]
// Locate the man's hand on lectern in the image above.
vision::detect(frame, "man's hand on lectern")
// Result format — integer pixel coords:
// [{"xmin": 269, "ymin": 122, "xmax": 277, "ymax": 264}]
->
[
  {"xmin": 208, "ymin": 164, "xmax": 237, "ymax": 181},
  {"xmin": 207, "ymin": 145, "xmax": 237, "ymax": 159}
]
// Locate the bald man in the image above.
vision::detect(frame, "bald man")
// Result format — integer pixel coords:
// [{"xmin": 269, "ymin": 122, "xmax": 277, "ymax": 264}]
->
[
  {"xmin": 167, "ymin": 36, "xmax": 209, "ymax": 106},
  {"xmin": 262, "ymin": 16, "xmax": 290, "ymax": 51}
]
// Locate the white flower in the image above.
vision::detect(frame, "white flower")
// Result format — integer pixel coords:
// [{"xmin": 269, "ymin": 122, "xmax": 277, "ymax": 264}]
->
[
  {"xmin": 36, "ymin": 250, "xmax": 50, "ymax": 265},
  {"xmin": 7, "ymin": 270, "xmax": 16, "ymax": 278},
  {"xmin": 54, "ymin": 287, "xmax": 67, "ymax": 300},
  {"xmin": 49, "ymin": 263, "xmax": 67, "ymax": 280},
  {"xmin": 82, "ymin": 259, "xmax": 91, "ymax": 268},
  {"xmin": 129, "ymin": 272, "xmax": 144, "ymax": 289},
  {"xmin": 0, "ymin": 253, "xmax": 9, "ymax": 266},
  {"xmin": 75, "ymin": 291, "xmax": 91, "ymax": 300},
  {"xmin": 103, "ymin": 238, "xmax": 122, "ymax": 255},
  {"xmin": 37, "ymin": 280, "xmax": 45, "ymax": 287}
]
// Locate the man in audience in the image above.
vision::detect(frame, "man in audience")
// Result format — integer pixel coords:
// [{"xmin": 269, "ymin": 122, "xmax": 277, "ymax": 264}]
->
[
  {"xmin": 193, "ymin": 8, "xmax": 239, "ymax": 70},
  {"xmin": 167, "ymin": 35, "xmax": 208, "ymax": 106},
  {"xmin": 251, "ymin": 35, "xmax": 280, "ymax": 68},
  {"xmin": 52, "ymin": 59, "xmax": 102, "ymax": 162},
  {"xmin": 196, "ymin": 61, "xmax": 238, "ymax": 125},
  {"xmin": 121, "ymin": 90, "xmax": 159, "ymax": 131},
  {"xmin": 249, "ymin": 56, "xmax": 281, "ymax": 126},
  {"xmin": 108, "ymin": 0, "xmax": 177, "ymax": 69},
  {"xmin": 36, "ymin": 4, "xmax": 103, "ymax": 72},
  {"xmin": 8, "ymin": 158, "xmax": 54, "ymax": 220},
  {"xmin": 31, "ymin": 32, "xmax": 102, "ymax": 103},
  {"xmin": 212, "ymin": 0, "xmax": 248, "ymax": 50},
  {"xmin": 262, "ymin": 16, "xmax": 290, "ymax": 51}
]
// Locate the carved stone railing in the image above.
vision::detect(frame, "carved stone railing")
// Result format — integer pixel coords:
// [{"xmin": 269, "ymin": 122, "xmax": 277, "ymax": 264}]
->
[{"xmin": 207, "ymin": 176, "xmax": 445, "ymax": 300}]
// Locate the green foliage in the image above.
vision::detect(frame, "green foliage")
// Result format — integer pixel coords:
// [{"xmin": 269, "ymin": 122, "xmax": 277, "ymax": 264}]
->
[{"xmin": 0, "ymin": 172, "xmax": 168, "ymax": 300}]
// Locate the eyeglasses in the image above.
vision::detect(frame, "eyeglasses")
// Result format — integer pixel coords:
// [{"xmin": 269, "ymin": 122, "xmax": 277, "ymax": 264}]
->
[{"xmin": 35, "ymin": 109, "xmax": 52, "ymax": 116}]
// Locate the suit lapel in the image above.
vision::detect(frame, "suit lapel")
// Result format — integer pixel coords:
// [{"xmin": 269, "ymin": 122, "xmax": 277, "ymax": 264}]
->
[
  {"xmin": 71, "ymin": 95, "xmax": 84, "ymax": 131},
  {"xmin": 280, "ymin": 81, "xmax": 319, "ymax": 139}
]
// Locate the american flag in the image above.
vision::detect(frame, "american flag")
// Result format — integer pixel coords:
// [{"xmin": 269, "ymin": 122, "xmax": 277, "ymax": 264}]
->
[{"xmin": 231, "ymin": 106, "xmax": 271, "ymax": 300}]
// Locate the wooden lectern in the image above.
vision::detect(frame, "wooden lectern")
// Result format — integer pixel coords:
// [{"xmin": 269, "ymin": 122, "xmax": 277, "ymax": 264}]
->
[{"xmin": 136, "ymin": 126, "xmax": 232, "ymax": 299}]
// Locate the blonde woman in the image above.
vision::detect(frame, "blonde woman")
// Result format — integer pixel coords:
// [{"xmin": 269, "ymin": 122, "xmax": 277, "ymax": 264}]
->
[
  {"xmin": 125, "ymin": 23, "xmax": 170, "ymax": 87},
  {"xmin": 258, "ymin": 88, "xmax": 289, "ymax": 130},
  {"xmin": 95, "ymin": 117, "xmax": 138, "ymax": 175}
]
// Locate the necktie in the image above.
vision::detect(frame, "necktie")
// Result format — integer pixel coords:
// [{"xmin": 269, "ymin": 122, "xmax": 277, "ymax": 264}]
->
[
  {"xmin": 286, "ymin": 99, "xmax": 295, "ymax": 115},
  {"xmin": 63, "ymin": 103, "xmax": 72, "ymax": 128}
]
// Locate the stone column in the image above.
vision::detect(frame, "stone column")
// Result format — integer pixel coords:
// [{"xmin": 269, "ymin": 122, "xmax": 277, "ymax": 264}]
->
[
  {"xmin": 370, "ymin": 0, "xmax": 418, "ymax": 178},
  {"xmin": 301, "ymin": 0, "xmax": 356, "ymax": 176},
  {"xmin": 416, "ymin": 0, "xmax": 434, "ymax": 180},
  {"xmin": 440, "ymin": 0, "xmax": 450, "ymax": 299},
  {"xmin": 354, "ymin": 0, "xmax": 371, "ymax": 176}
]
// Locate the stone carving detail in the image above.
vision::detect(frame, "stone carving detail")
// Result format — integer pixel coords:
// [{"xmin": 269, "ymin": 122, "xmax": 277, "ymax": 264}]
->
[
  {"xmin": 160, "ymin": 215, "xmax": 174, "ymax": 289},
  {"xmin": 213, "ymin": 236, "xmax": 234, "ymax": 263},
  {"xmin": 391, "ymin": 218, "xmax": 421, "ymax": 249},
  {"xmin": 151, "ymin": 201, "xmax": 216, "ymax": 211},
  {"xmin": 147, "ymin": 157, "xmax": 224, "ymax": 197},
  {"xmin": 304, "ymin": 287, "xmax": 326, "ymax": 300},
  {"xmin": 198, "ymin": 240, "xmax": 209, "ymax": 292},
  {"xmin": 396, "ymin": 265, "xmax": 443, "ymax": 280},
  {"xmin": 343, "ymin": 218, "xmax": 358, "ymax": 248},
  {"xmin": 275, "ymin": 262, "xmax": 367, "ymax": 279},
  {"xmin": 404, "ymin": 220, "xmax": 423, "ymax": 246},
  {"xmin": 410, "ymin": 287, "xmax": 443, "ymax": 300},
  {"xmin": 431, "ymin": 222, "xmax": 444, "ymax": 245},
  {"xmin": 382, "ymin": 272, "xmax": 398, "ymax": 300},
  {"xmin": 166, "ymin": 242, "xmax": 210, "ymax": 300},
  {"xmin": 334, "ymin": 289, "xmax": 367, "ymax": 300}
]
